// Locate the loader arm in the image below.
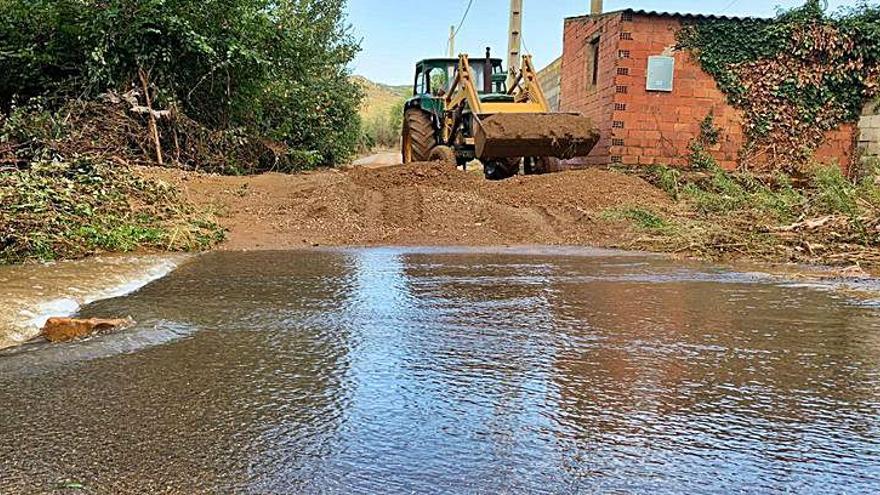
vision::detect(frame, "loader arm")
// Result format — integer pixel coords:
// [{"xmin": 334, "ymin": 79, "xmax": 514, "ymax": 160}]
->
[
  {"xmin": 445, "ymin": 54, "xmax": 548, "ymax": 117},
  {"xmin": 443, "ymin": 54, "xmax": 597, "ymax": 160}
]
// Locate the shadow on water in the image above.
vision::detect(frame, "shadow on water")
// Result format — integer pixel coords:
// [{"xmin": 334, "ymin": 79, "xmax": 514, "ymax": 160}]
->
[{"xmin": 1, "ymin": 248, "xmax": 879, "ymax": 494}]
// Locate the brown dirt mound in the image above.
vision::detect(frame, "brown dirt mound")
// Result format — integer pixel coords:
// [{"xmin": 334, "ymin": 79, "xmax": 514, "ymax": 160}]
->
[{"xmin": 145, "ymin": 162, "xmax": 671, "ymax": 250}]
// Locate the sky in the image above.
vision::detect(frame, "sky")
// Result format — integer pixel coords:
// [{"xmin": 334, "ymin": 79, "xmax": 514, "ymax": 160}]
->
[{"xmin": 345, "ymin": 0, "xmax": 857, "ymax": 85}]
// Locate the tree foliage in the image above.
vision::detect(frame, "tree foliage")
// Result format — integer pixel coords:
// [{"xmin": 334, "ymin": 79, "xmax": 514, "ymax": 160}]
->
[{"xmin": 0, "ymin": 0, "xmax": 362, "ymax": 166}]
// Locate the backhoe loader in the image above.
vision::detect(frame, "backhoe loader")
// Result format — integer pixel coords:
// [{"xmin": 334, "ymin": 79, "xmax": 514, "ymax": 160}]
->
[{"xmin": 401, "ymin": 49, "xmax": 599, "ymax": 180}]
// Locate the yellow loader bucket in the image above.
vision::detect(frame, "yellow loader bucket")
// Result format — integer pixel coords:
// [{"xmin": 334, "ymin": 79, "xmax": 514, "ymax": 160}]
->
[{"xmin": 474, "ymin": 113, "xmax": 599, "ymax": 160}]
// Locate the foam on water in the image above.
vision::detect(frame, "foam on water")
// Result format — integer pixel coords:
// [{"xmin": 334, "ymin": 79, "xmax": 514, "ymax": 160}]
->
[{"xmin": 0, "ymin": 254, "xmax": 186, "ymax": 349}]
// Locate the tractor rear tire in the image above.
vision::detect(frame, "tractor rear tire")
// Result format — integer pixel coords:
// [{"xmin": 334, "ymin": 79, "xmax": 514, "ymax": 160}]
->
[
  {"xmin": 401, "ymin": 109, "xmax": 435, "ymax": 164},
  {"xmin": 429, "ymin": 145, "xmax": 456, "ymax": 165}
]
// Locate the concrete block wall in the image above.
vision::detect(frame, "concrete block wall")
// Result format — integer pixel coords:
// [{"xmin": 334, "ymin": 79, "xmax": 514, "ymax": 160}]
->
[
  {"xmin": 859, "ymin": 100, "xmax": 880, "ymax": 159},
  {"xmin": 537, "ymin": 57, "xmax": 562, "ymax": 111}
]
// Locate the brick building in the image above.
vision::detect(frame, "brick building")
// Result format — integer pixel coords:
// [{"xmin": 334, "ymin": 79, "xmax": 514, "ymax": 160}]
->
[{"xmin": 560, "ymin": 9, "xmax": 858, "ymax": 170}]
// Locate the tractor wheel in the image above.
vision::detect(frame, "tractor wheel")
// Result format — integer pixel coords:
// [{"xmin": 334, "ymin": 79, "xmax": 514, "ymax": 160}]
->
[
  {"xmin": 537, "ymin": 157, "xmax": 562, "ymax": 174},
  {"xmin": 428, "ymin": 145, "xmax": 456, "ymax": 165},
  {"xmin": 483, "ymin": 158, "xmax": 520, "ymax": 181},
  {"xmin": 401, "ymin": 109, "xmax": 435, "ymax": 163},
  {"xmin": 525, "ymin": 157, "xmax": 561, "ymax": 175}
]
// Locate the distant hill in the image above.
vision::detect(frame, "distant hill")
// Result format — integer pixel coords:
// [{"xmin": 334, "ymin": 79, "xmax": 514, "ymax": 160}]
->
[
  {"xmin": 352, "ymin": 75, "xmax": 410, "ymax": 122},
  {"xmin": 352, "ymin": 76, "xmax": 411, "ymax": 149}
]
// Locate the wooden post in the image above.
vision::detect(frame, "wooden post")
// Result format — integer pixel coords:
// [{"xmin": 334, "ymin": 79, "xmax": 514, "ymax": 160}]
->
[
  {"xmin": 138, "ymin": 67, "xmax": 163, "ymax": 165},
  {"xmin": 591, "ymin": 0, "xmax": 603, "ymax": 15}
]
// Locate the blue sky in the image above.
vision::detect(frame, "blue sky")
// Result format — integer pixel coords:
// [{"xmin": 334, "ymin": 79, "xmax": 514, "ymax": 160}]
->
[{"xmin": 345, "ymin": 0, "xmax": 857, "ymax": 85}]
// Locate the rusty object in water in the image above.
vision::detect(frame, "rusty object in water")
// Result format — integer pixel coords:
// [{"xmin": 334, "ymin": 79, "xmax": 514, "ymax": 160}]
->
[
  {"xmin": 474, "ymin": 113, "xmax": 599, "ymax": 159},
  {"xmin": 41, "ymin": 317, "xmax": 135, "ymax": 343}
]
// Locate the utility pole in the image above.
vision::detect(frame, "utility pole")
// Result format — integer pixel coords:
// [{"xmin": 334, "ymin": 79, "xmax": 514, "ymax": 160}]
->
[
  {"xmin": 449, "ymin": 25, "xmax": 456, "ymax": 57},
  {"xmin": 507, "ymin": 0, "xmax": 523, "ymax": 85}
]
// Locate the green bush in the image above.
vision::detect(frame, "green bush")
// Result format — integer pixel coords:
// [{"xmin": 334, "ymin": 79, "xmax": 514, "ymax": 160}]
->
[
  {"xmin": 360, "ymin": 99, "xmax": 405, "ymax": 151},
  {"xmin": 0, "ymin": 0, "xmax": 362, "ymax": 166}
]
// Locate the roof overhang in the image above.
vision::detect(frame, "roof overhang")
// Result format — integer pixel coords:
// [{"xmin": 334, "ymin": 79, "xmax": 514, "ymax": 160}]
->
[{"xmin": 565, "ymin": 8, "xmax": 766, "ymax": 23}]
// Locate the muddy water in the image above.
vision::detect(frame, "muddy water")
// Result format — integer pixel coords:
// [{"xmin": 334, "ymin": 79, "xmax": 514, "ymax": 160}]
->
[
  {"xmin": 0, "ymin": 255, "xmax": 185, "ymax": 350},
  {"xmin": 2, "ymin": 248, "xmax": 880, "ymax": 494}
]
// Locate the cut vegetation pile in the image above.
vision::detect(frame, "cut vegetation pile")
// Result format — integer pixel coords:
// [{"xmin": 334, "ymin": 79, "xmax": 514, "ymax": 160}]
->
[
  {"xmin": 0, "ymin": 99, "xmax": 231, "ymax": 263},
  {"xmin": 622, "ymin": 162, "xmax": 880, "ymax": 267},
  {"xmin": 0, "ymin": 159, "xmax": 223, "ymax": 264}
]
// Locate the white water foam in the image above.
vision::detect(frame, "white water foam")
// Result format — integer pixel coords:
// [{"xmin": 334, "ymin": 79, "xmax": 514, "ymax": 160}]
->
[{"xmin": 0, "ymin": 255, "xmax": 186, "ymax": 349}]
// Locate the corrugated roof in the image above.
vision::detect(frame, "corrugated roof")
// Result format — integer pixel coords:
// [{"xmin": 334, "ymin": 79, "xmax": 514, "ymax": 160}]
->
[{"xmin": 565, "ymin": 8, "xmax": 767, "ymax": 23}]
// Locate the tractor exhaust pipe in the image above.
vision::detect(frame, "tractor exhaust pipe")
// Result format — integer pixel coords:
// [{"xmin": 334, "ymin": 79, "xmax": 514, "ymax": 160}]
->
[{"xmin": 484, "ymin": 47, "xmax": 493, "ymax": 94}]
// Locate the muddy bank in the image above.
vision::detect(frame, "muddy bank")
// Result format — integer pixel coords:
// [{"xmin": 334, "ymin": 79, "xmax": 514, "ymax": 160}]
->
[{"xmin": 145, "ymin": 162, "xmax": 670, "ymax": 250}]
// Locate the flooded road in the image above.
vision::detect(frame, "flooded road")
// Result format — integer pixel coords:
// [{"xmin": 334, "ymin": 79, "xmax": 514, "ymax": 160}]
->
[{"xmin": 2, "ymin": 248, "xmax": 880, "ymax": 493}]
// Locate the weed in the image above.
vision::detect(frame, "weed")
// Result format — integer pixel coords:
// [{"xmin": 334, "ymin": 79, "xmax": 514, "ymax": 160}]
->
[
  {"xmin": 0, "ymin": 158, "xmax": 224, "ymax": 263},
  {"xmin": 635, "ymin": 162, "xmax": 880, "ymax": 266},
  {"xmin": 650, "ymin": 165, "xmax": 682, "ymax": 198},
  {"xmin": 604, "ymin": 207, "xmax": 670, "ymax": 231},
  {"xmin": 687, "ymin": 112, "xmax": 722, "ymax": 170}
]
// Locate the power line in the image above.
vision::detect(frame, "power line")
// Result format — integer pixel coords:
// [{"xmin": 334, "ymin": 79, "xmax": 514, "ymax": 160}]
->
[
  {"xmin": 721, "ymin": 0, "xmax": 739, "ymax": 13},
  {"xmin": 447, "ymin": 0, "xmax": 476, "ymax": 54}
]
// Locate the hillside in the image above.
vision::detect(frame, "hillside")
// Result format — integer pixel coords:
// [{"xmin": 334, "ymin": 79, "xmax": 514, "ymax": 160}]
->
[
  {"xmin": 353, "ymin": 75, "xmax": 410, "ymax": 149},
  {"xmin": 352, "ymin": 75, "xmax": 410, "ymax": 121}
]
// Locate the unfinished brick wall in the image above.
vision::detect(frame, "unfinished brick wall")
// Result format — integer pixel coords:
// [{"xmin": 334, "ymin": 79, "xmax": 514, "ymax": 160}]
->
[
  {"xmin": 560, "ymin": 11, "xmax": 857, "ymax": 171},
  {"xmin": 560, "ymin": 13, "xmax": 622, "ymax": 165}
]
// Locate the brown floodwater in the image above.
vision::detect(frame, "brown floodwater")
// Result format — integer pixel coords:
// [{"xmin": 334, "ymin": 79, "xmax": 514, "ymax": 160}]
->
[{"xmin": 1, "ymin": 248, "xmax": 880, "ymax": 494}]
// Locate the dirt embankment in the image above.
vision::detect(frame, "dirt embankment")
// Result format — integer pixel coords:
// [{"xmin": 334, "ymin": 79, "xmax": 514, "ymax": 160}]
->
[{"xmin": 145, "ymin": 162, "xmax": 670, "ymax": 250}]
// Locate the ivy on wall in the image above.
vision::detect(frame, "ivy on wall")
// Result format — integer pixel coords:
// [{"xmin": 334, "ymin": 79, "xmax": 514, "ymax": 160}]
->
[{"xmin": 678, "ymin": 0, "xmax": 880, "ymax": 173}]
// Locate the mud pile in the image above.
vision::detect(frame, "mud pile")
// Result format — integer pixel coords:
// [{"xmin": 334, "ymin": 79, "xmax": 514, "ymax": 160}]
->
[
  {"xmin": 475, "ymin": 114, "xmax": 600, "ymax": 159},
  {"xmin": 148, "ymin": 162, "xmax": 671, "ymax": 250}
]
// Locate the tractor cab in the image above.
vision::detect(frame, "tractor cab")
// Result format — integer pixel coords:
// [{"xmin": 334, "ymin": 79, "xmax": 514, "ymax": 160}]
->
[{"xmin": 412, "ymin": 57, "xmax": 507, "ymax": 98}]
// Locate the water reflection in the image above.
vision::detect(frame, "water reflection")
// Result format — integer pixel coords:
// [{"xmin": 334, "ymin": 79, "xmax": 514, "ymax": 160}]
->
[{"xmin": 1, "ymin": 249, "xmax": 879, "ymax": 494}]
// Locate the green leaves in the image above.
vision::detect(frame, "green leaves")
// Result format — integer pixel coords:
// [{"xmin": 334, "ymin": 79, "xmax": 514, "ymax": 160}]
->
[
  {"xmin": 0, "ymin": 0, "xmax": 362, "ymax": 166},
  {"xmin": 678, "ymin": 2, "xmax": 880, "ymax": 172},
  {"xmin": 0, "ymin": 157, "xmax": 223, "ymax": 263}
]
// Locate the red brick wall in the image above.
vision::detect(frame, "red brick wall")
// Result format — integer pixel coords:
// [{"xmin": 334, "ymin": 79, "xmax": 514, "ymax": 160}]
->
[
  {"xmin": 560, "ymin": 13, "xmax": 622, "ymax": 165},
  {"xmin": 560, "ymin": 12, "xmax": 856, "ymax": 171}
]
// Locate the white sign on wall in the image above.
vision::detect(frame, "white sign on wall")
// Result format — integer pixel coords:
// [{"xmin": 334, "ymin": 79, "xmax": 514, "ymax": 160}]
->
[{"xmin": 647, "ymin": 56, "xmax": 675, "ymax": 92}]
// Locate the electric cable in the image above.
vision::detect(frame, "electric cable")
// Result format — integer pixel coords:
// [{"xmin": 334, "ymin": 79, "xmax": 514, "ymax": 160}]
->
[{"xmin": 447, "ymin": 0, "xmax": 476, "ymax": 55}]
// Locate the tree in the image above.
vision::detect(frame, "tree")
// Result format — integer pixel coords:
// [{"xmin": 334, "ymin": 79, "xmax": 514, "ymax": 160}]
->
[{"xmin": 0, "ymin": 0, "xmax": 363, "ymax": 166}]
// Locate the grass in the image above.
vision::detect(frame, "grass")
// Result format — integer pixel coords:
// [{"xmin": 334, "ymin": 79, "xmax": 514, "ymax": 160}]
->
[
  {"xmin": 626, "ymin": 161, "xmax": 880, "ymax": 266},
  {"xmin": 603, "ymin": 206, "xmax": 671, "ymax": 231}
]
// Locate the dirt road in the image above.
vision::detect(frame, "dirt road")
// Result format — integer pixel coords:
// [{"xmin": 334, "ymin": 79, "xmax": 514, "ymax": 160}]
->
[
  {"xmin": 146, "ymin": 161, "xmax": 670, "ymax": 251},
  {"xmin": 351, "ymin": 151, "xmax": 401, "ymax": 168}
]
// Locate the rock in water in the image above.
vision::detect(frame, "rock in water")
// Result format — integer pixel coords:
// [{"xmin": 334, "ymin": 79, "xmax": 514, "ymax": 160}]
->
[{"xmin": 40, "ymin": 318, "xmax": 134, "ymax": 343}]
